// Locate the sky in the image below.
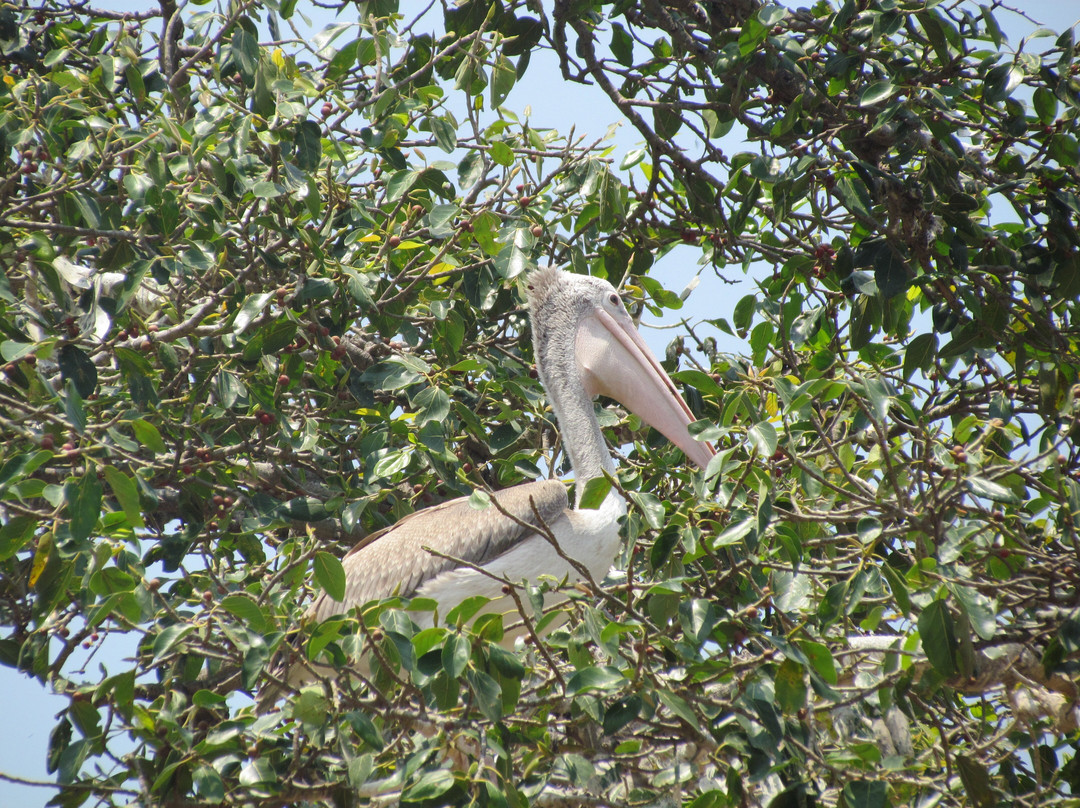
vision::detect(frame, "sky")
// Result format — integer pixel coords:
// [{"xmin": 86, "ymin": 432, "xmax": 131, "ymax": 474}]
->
[{"xmin": 2, "ymin": 2, "xmax": 1079, "ymax": 805}]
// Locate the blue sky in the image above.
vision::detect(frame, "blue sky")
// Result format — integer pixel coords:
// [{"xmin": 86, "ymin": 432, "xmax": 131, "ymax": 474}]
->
[{"xmin": 2, "ymin": 2, "xmax": 1078, "ymax": 805}]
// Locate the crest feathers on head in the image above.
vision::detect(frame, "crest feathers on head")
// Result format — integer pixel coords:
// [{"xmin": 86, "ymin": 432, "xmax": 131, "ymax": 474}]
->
[{"xmin": 525, "ymin": 266, "xmax": 564, "ymax": 313}]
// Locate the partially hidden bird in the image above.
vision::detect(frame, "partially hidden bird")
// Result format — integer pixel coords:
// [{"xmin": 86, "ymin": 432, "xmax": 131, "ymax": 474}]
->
[{"xmin": 270, "ymin": 266, "xmax": 714, "ymax": 696}]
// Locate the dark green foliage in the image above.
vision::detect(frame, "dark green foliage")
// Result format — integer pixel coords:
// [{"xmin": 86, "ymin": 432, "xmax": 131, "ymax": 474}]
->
[{"xmin": 1, "ymin": 1, "xmax": 1079, "ymax": 806}]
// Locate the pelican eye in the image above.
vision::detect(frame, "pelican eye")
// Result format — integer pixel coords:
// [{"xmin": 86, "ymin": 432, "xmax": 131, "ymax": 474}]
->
[{"xmin": 608, "ymin": 292, "xmax": 620, "ymax": 307}]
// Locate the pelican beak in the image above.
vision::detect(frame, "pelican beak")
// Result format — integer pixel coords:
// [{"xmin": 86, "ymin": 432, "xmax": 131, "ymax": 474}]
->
[{"xmin": 575, "ymin": 306, "xmax": 715, "ymax": 469}]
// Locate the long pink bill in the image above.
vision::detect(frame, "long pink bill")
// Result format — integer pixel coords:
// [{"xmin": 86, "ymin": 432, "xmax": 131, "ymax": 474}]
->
[{"xmin": 575, "ymin": 306, "xmax": 715, "ymax": 469}]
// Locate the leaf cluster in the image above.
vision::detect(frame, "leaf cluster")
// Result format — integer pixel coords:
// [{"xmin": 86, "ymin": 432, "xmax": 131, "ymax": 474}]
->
[{"xmin": 0, "ymin": 1, "xmax": 1079, "ymax": 807}]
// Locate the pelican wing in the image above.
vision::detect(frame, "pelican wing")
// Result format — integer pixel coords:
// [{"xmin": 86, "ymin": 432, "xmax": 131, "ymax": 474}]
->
[{"xmin": 308, "ymin": 479, "xmax": 569, "ymax": 622}]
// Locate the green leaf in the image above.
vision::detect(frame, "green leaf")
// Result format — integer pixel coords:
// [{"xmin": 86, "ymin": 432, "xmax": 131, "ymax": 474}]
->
[
  {"xmin": 345, "ymin": 711, "xmax": 385, "ymax": 750},
  {"xmin": 880, "ymin": 563, "xmax": 911, "ymax": 617},
  {"xmin": 489, "ymin": 54, "xmax": 515, "ymax": 107},
  {"xmin": 278, "ymin": 497, "xmax": 330, "ymax": 522},
  {"xmin": 386, "ymin": 169, "xmax": 420, "ymax": 201},
  {"xmin": 313, "ymin": 552, "xmax": 347, "ymax": 602},
  {"xmin": 238, "ymin": 758, "xmax": 274, "ymax": 787},
  {"xmin": 859, "ymin": 80, "xmax": 896, "ymax": 106},
  {"xmin": 0, "ymin": 450, "xmax": 51, "ymax": 491},
  {"xmin": 739, "ymin": 12, "xmax": 771, "ymax": 55},
  {"xmin": 152, "ymin": 624, "xmax": 194, "ymax": 661},
  {"xmin": 58, "ymin": 345, "xmax": 98, "ymax": 399},
  {"xmin": 90, "ymin": 567, "xmax": 136, "ymax": 596},
  {"xmin": 294, "ymin": 119, "xmax": 322, "ymax": 171},
  {"xmin": 790, "ymin": 306, "xmax": 823, "ymax": 347},
  {"xmin": 63, "ymin": 381, "xmax": 87, "ymax": 435},
  {"xmin": 1, "ymin": 341, "xmax": 37, "ymax": 362},
  {"xmin": 131, "ymin": 419, "xmax": 166, "ymax": 454},
  {"xmin": 457, "ymin": 151, "xmax": 483, "ymax": 188},
  {"xmin": 610, "ymin": 22, "xmax": 634, "ymax": 66},
  {"xmin": 984, "ymin": 64, "xmax": 1023, "ymax": 104},
  {"xmin": 657, "ymin": 689, "xmax": 700, "ymax": 730},
  {"xmin": 494, "ymin": 227, "xmax": 530, "ymax": 279},
  {"xmin": 243, "ymin": 644, "xmax": 270, "ymax": 690},
  {"xmin": 835, "ymin": 175, "xmax": 873, "ymax": 221},
  {"xmin": 840, "ymin": 780, "xmax": 888, "ymax": 808},
  {"xmin": 949, "ymin": 583, "xmax": 996, "ymax": 641},
  {"xmin": 856, "ymin": 238, "xmax": 911, "ymax": 300},
  {"xmin": 252, "ymin": 181, "xmax": 281, "ymax": 199},
  {"xmin": 671, "ymin": 369, "xmax": 724, "ymax": 398},
  {"xmin": 441, "ymin": 633, "xmax": 470, "ymax": 679},
  {"xmin": 233, "ymin": 292, "xmax": 274, "ymax": 334},
  {"xmin": 732, "ymin": 294, "xmax": 756, "ymax": 333},
  {"xmin": 403, "ymin": 769, "xmax": 456, "ymax": 802},
  {"xmin": 628, "ymin": 491, "xmax": 664, "ymax": 530},
  {"xmin": 655, "ymin": 89, "xmax": 683, "ymax": 140},
  {"xmin": 221, "ymin": 594, "xmax": 267, "ymax": 632},
  {"xmin": 66, "ymin": 474, "xmax": 102, "ymax": 544},
  {"xmin": 413, "ymin": 386, "xmax": 451, "ymax": 426},
  {"xmin": 680, "ymin": 598, "xmax": 717, "ymax": 644},
  {"xmin": 467, "ymin": 489, "xmax": 491, "ymax": 510},
  {"xmin": 967, "ymin": 476, "xmax": 1020, "ymax": 504},
  {"xmin": 566, "ymin": 666, "xmax": 625, "ymax": 694},
  {"xmin": 103, "ymin": 467, "xmax": 145, "ymax": 529},
  {"xmin": 798, "ymin": 640, "xmax": 837, "ymax": 685},
  {"xmin": 918, "ymin": 599, "xmax": 959, "ymax": 678},
  {"xmin": 465, "ymin": 669, "xmax": 504, "ymax": 721},
  {"xmin": 903, "ymin": 332, "xmax": 937, "ymax": 380},
  {"xmin": 956, "ymin": 755, "xmax": 995, "ymax": 808},
  {"xmin": 774, "ymin": 658, "xmax": 807, "ymax": 714},
  {"xmin": 231, "ymin": 29, "xmax": 260, "ymax": 84},
  {"xmin": 430, "ymin": 115, "xmax": 458, "ymax": 153},
  {"xmin": 0, "ymin": 516, "xmax": 37, "ymax": 561},
  {"xmin": 446, "ymin": 594, "xmax": 490, "ymax": 625},
  {"xmin": 603, "ymin": 693, "xmax": 642, "ymax": 734},
  {"xmin": 488, "ymin": 140, "xmax": 514, "ymax": 166},
  {"xmin": 372, "ymin": 451, "xmax": 410, "ymax": 480},
  {"xmin": 758, "ymin": 3, "xmax": 787, "ymax": 26},
  {"xmin": 1033, "ymin": 86, "xmax": 1058, "ymax": 124},
  {"xmin": 856, "ymin": 516, "xmax": 882, "ymax": 545},
  {"xmin": 558, "ymin": 753, "xmax": 596, "ymax": 787},
  {"xmin": 712, "ymin": 518, "xmax": 755, "ymax": 548},
  {"xmin": 427, "ymin": 203, "xmax": 459, "ymax": 238},
  {"xmin": 747, "ymin": 420, "xmax": 778, "ymax": 457},
  {"xmin": 578, "ymin": 477, "xmax": 611, "ymax": 510},
  {"xmin": 193, "ymin": 765, "xmax": 225, "ymax": 802}
]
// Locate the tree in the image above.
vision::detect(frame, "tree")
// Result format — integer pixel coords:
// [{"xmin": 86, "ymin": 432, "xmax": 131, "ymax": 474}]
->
[{"xmin": 1, "ymin": 0, "xmax": 1079, "ymax": 805}]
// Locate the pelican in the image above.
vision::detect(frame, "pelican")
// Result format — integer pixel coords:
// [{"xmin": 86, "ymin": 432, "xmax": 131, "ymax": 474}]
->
[{"xmin": 277, "ymin": 267, "xmax": 713, "ymax": 691}]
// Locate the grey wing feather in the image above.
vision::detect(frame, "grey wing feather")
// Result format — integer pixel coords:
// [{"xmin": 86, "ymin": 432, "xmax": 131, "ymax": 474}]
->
[{"xmin": 308, "ymin": 479, "xmax": 568, "ymax": 622}]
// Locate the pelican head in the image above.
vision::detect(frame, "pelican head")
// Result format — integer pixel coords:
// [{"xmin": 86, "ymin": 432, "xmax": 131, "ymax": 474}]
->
[{"xmin": 526, "ymin": 267, "xmax": 713, "ymax": 471}]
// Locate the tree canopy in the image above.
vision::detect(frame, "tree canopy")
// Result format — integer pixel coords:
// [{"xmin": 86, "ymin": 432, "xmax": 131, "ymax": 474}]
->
[{"xmin": 2, "ymin": 0, "xmax": 1080, "ymax": 806}]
